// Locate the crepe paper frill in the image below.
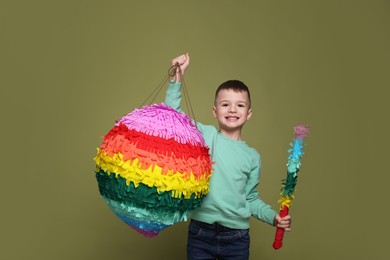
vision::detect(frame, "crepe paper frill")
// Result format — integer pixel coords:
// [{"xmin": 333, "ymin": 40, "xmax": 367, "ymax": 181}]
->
[
  {"xmin": 273, "ymin": 124, "xmax": 309, "ymax": 250},
  {"xmin": 94, "ymin": 103, "xmax": 213, "ymax": 237}
]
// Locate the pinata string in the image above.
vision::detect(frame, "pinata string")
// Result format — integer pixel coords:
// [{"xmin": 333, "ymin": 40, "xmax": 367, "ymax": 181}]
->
[
  {"xmin": 140, "ymin": 73, "xmax": 169, "ymax": 107},
  {"xmin": 178, "ymin": 65, "xmax": 197, "ymax": 126},
  {"xmin": 140, "ymin": 64, "xmax": 197, "ymax": 125}
]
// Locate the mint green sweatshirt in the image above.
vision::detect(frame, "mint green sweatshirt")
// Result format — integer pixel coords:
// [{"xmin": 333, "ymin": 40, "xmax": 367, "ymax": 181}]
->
[{"xmin": 165, "ymin": 82, "xmax": 277, "ymax": 229}]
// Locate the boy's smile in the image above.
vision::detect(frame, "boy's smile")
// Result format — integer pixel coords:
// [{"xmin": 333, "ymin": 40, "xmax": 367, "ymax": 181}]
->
[{"xmin": 226, "ymin": 115, "xmax": 240, "ymax": 121}]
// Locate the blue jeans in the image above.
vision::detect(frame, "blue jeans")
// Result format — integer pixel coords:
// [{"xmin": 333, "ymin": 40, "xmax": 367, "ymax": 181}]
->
[{"xmin": 187, "ymin": 219, "xmax": 250, "ymax": 260}]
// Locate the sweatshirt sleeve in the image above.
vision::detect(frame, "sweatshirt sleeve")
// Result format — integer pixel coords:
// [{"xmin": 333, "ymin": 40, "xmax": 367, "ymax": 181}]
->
[
  {"xmin": 246, "ymin": 159, "xmax": 278, "ymax": 226},
  {"xmin": 164, "ymin": 81, "xmax": 183, "ymax": 113}
]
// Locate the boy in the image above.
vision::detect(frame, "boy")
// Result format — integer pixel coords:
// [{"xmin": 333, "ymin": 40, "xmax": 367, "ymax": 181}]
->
[{"xmin": 165, "ymin": 53, "xmax": 291, "ymax": 260}]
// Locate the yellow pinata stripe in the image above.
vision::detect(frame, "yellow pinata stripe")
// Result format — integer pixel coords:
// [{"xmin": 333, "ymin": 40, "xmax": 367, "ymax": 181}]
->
[
  {"xmin": 277, "ymin": 194, "xmax": 294, "ymax": 210},
  {"xmin": 94, "ymin": 149, "xmax": 210, "ymax": 199}
]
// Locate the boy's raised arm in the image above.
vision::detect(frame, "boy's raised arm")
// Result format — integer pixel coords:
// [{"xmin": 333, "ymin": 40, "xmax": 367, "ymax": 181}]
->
[{"xmin": 165, "ymin": 53, "xmax": 190, "ymax": 112}]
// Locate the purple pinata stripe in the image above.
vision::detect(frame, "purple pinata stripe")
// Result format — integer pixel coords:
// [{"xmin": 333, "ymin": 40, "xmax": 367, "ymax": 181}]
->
[{"xmin": 116, "ymin": 103, "xmax": 205, "ymax": 146}]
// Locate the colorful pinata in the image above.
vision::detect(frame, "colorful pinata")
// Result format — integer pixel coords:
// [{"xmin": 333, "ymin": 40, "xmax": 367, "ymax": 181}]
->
[{"xmin": 94, "ymin": 103, "xmax": 213, "ymax": 237}]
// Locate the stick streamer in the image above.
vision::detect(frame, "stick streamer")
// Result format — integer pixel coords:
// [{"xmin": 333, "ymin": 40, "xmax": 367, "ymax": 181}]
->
[{"xmin": 272, "ymin": 124, "xmax": 309, "ymax": 249}]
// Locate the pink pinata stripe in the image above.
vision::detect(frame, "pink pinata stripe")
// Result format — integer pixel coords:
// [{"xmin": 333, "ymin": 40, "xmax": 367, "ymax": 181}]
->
[{"xmin": 116, "ymin": 103, "xmax": 205, "ymax": 146}]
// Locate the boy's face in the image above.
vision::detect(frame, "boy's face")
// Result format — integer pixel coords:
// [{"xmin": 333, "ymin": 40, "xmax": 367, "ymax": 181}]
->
[{"xmin": 213, "ymin": 89, "xmax": 252, "ymax": 134}]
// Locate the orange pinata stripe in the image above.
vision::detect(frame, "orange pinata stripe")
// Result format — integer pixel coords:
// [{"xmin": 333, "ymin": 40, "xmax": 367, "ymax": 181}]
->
[
  {"xmin": 100, "ymin": 130, "xmax": 212, "ymax": 177},
  {"xmin": 94, "ymin": 150, "xmax": 211, "ymax": 198},
  {"xmin": 101, "ymin": 124, "xmax": 210, "ymax": 160}
]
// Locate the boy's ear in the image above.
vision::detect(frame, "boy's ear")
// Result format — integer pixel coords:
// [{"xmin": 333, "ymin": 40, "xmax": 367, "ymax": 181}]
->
[
  {"xmin": 247, "ymin": 108, "xmax": 253, "ymax": 120},
  {"xmin": 212, "ymin": 106, "xmax": 217, "ymax": 118}
]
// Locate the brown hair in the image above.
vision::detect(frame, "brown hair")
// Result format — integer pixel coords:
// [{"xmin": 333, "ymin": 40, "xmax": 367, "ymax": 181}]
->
[{"xmin": 215, "ymin": 80, "xmax": 251, "ymax": 106}]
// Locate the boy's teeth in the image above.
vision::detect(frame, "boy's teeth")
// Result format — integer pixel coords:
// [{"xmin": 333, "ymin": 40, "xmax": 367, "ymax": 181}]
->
[{"xmin": 226, "ymin": 116, "xmax": 238, "ymax": 120}]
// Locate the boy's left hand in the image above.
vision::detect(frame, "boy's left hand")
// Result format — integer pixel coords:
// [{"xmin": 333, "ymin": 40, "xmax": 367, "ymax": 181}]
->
[
  {"xmin": 274, "ymin": 214, "xmax": 292, "ymax": 231},
  {"xmin": 171, "ymin": 53, "xmax": 190, "ymax": 82}
]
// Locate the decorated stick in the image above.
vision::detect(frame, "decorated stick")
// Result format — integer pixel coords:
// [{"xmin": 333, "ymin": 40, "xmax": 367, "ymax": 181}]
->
[{"xmin": 273, "ymin": 124, "xmax": 309, "ymax": 250}]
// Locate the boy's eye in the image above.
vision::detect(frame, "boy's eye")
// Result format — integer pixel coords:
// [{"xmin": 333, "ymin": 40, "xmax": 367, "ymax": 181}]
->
[
  {"xmin": 221, "ymin": 103, "xmax": 229, "ymax": 107},
  {"xmin": 238, "ymin": 104, "xmax": 245, "ymax": 107}
]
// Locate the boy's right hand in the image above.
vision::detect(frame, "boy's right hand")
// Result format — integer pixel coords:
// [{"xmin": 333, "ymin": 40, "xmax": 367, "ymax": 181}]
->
[
  {"xmin": 274, "ymin": 214, "xmax": 292, "ymax": 232},
  {"xmin": 171, "ymin": 53, "xmax": 190, "ymax": 82}
]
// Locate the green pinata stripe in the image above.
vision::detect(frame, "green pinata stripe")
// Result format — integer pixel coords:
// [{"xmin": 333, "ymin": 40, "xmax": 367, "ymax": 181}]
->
[{"xmin": 96, "ymin": 169, "xmax": 204, "ymax": 210}]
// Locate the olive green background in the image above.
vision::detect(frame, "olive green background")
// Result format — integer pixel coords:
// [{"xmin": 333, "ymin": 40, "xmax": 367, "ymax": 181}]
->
[{"xmin": 1, "ymin": 0, "xmax": 388, "ymax": 259}]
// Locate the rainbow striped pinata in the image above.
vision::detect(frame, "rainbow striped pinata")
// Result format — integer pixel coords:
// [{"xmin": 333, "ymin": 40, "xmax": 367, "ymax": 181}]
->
[{"xmin": 94, "ymin": 103, "xmax": 212, "ymax": 237}]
